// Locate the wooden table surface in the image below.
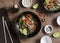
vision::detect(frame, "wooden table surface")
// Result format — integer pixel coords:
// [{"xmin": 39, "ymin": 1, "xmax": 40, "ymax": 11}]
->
[{"xmin": 0, "ymin": 0, "xmax": 60, "ymax": 43}]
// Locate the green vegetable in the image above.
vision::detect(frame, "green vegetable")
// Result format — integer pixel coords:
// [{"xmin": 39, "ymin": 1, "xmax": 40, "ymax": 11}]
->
[
  {"xmin": 20, "ymin": 20, "xmax": 23, "ymax": 25},
  {"xmin": 33, "ymin": 3, "xmax": 39, "ymax": 9},
  {"xmin": 20, "ymin": 29, "xmax": 23, "ymax": 33},
  {"xmin": 53, "ymin": 32, "xmax": 60, "ymax": 38},
  {"xmin": 45, "ymin": 0, "xmax": 50, "ymax": 5},
  {"xmin": 19, "ymin": 28, "xmax": 28, "ymax": 35},
  {"xmin": 53, "ymin": 5, "xmax": 59, "ymax": 11},
  {"xmin": 22, "ymin": 28, "xmax": 27, "ymax": 35}
]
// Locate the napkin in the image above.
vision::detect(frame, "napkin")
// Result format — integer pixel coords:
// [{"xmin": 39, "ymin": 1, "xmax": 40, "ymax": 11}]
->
[{"xmin": 0, "ymin": 8, "xmax": 20, "ymax": 43}]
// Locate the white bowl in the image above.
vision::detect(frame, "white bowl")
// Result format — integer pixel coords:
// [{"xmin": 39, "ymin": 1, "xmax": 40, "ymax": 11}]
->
[
  {"xmin": 22, "ymin": 0, "xmax": 32, "ymax": 7},
  {"xmin": 40, "ymin": 36, "xmax": 52, "ymax": 43},
  {"xmin": 44, "ymin": 25, "xmax": 53, "ymax": 34},
  {"xmin": 57, "ymin": 16, "xmax": 60, "ymax": 26},
  {"xmin": 57, "ymin": 0, "xmax": 60, "ymax": 3}
]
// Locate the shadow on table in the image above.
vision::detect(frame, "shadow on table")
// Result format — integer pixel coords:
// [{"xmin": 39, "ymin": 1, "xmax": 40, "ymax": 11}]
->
[
  {"xmin": 41, "ymin": 26, "xmax": 46, "ymax": 34},
  {"xmin": 19, "ymin": 0, "xmax": 25, "ymax": 8},
  {"xmin": 52, "ymin": 18, "xmax": 60, "ymax": 28},
  {"xmin": 35, "ymin": 38, "xmax": 41, "ymax": 43},
  {"xmin": 7, "ymin": 7, "xmax": 19, "ymax": 14}
]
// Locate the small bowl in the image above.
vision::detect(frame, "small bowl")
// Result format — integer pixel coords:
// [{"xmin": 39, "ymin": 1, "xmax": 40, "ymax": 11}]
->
[
  {"xmin": 57, "ymin": 16, "xmax": 60, "ymax": 26},
  {"xmin": 22, "ymin": 0, "xmax": 32, "ymax": 7},
  {"xmin": 44, "ymin": 25, "xmax": 53, "ymax": 34}
]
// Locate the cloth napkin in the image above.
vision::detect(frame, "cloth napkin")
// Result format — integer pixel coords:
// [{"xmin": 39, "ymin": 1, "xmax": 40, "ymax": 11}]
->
[{"xmin": 0, "ymin": 8, "xmax": 20, "ymax": 43}]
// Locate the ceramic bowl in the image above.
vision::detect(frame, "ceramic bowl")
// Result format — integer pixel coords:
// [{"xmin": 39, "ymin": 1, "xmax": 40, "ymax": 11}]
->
[
  {"xmin": 44, "ymin": 25, "xmax": 53, "ymax": 34},
  {"xmin": 57, "ymin": 16, "xmax": 60, "ymax": 26},
  {"xmin": 40, "ymin": 36, "xmax": 52, "ymax": 43},
  {"xmin": 22, "ymin": 0, "xmax": 32, "ymax": 7}
]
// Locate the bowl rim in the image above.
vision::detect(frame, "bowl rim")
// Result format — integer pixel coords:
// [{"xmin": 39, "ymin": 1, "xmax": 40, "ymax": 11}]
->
[
  {"xmin": 57, "ymin": 16, "xmax": 60, "ymax": 26},
  {"xmin": 22, "ymin": 0, "xmax": 33, "ymax": 7},
  {"xmin": 40, "ymin": 36, "xmax": 52, "ymax": 43},
  {"xmin": 44, "ymin": 25, "xmax": 53, "ymax": 34}
]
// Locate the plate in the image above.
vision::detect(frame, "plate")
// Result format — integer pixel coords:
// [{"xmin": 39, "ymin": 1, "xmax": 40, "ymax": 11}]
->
[{"xmin": 40, "ymin": 36, "xmax": 52, "ymax": 43}]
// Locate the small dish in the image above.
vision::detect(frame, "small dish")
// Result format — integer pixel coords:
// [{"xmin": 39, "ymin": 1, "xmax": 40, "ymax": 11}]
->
[
  {"xmin": 57, "ymin": 16, "xmax": 60, "ymax": 26},
  {"xmin": 22, "ymin": 0, "xmax": 32, "ymax": 7},
  {"xmin": 40, "ymin": 36, "xmax": 52, "ymax": 43},
  {"xmin": 44, "ymin": 25, "xmax": 53, "ymax": 34}
]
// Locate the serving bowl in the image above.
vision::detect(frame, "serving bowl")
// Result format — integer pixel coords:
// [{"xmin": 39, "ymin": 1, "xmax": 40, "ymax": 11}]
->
[
  {"xmin": 43, "ymin": 0, "xmax": 60, "ymax": 13},
  {"xmin": 14, "ymin": 11, "xmax": 41, "ymax": 38}
]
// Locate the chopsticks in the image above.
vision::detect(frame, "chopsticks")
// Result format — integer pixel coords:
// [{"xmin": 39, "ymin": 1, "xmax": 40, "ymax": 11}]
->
[
  {"xmin": 2, "ymin": 16, "xmax": 7, "ymax": 43},
  {"xmin": 2, "ymin": 16, "xmax": 13, "ymax": 43},
  {"xmin": 5, "ymin": 21, "xmax": 14, "ymax": 43}
]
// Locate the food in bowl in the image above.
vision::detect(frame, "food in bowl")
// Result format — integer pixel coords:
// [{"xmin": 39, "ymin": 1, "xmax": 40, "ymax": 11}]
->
[
  {"xmin": 44, "ymin": 0, "xmax": 60, "ymax": 11},
  {"xmin": 44, "ymin": 25, "xmax": 53, "ymax": 34},
  {"xmin": 16, "ymin": 14, "xmax": 38, "ymax": 36}
]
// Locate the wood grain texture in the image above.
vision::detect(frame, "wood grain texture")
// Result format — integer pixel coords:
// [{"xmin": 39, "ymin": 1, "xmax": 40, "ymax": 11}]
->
[{"xmin": 0, "ymin": 0, "xmax": 60, "ymax": 43}]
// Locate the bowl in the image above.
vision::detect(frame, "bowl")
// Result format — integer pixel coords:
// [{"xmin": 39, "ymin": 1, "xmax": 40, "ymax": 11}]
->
[
  {"xmin": 43, "ymin": 0, "xmax": 60, "ymax": 12},
  {"xmin": 14, "ymin": 11, "xmax": 41, "ymax": 38},
  {"xmin": 57, "ymin": 16, "xmax": 60, "ymax": 26},
  {"xmin": 44, "ymin": 25, "xmax": 53, "ymax": 34},
  {"xmin": 40, "ymin": 36, "xmax": 52, "ymax": 43},
  {"xmin": 22, "ymin": 0, "xmax": 32, "ymax": 7}
]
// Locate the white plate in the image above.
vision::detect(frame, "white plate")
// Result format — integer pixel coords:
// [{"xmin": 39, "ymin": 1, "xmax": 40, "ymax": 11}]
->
[
  {"xmin": 57, "ymin": 16, "xmax": 60, "ymax": 26},
  {"xmin": 22, "ymin": 0, "xmax": 32, "ymax": 7},
  {"xmin": 40, "ymin": 36, "xmax": 52, "ymax": 43}
]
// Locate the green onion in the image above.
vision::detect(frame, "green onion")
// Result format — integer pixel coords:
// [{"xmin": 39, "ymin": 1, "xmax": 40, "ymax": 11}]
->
[{"xmin": 20, "ymin": 20, "xmax": 23, "ymax": 25}]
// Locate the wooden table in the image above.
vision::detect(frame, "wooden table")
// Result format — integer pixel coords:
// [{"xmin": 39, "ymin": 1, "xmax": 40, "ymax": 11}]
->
[{"xmin": 0, "ymin": 0, "xmax": 60, "ymax": 43}]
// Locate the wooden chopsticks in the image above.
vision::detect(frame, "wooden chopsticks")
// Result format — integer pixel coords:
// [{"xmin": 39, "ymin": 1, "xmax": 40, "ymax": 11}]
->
[{"xmin": 2, "ymin": 16, "xmax": 13, "ymax": 43}]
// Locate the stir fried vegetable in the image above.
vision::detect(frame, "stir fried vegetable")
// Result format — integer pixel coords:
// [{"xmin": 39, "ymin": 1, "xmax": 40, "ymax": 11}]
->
[
  {"xmin": 18, "ymin": 14, "xmax": 38, "ymax": 35},
  {"xmin": 44, "ymin": 0, "xmax": 60, "ymax": 11}
]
